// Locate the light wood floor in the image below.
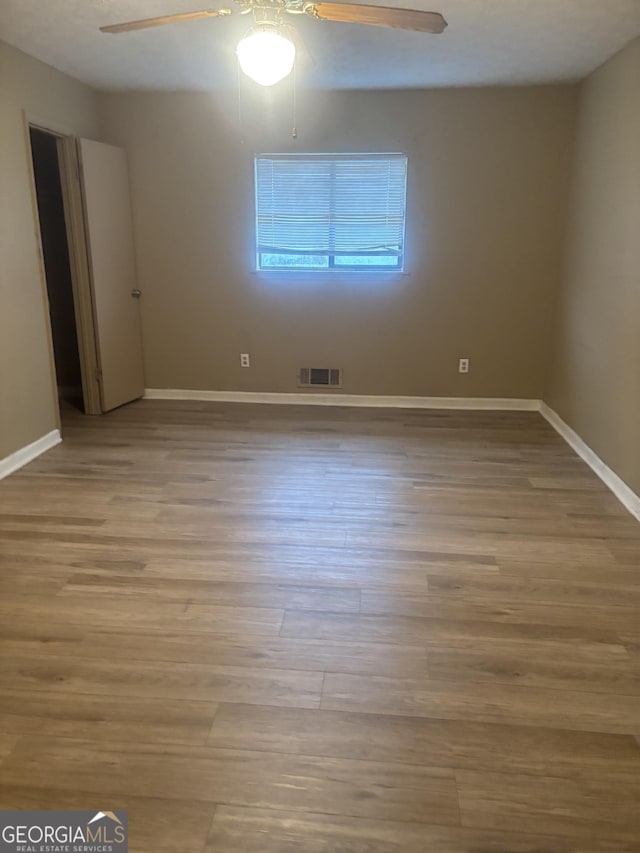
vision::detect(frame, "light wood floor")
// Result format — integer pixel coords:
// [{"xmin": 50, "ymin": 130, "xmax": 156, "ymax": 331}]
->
[{"xmin": 1, "ymin": 400, "xmax": 639, "ymax": 851}]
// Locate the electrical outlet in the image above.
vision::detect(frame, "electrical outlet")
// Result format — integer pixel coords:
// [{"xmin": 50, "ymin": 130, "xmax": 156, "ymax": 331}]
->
[
  {"xmin": 240, "ymin": 353, "xmax": 250, "ymax": 368},
  {"xmin": 458, "ymin": 358, "xmax": 470, "ymax": 374}
]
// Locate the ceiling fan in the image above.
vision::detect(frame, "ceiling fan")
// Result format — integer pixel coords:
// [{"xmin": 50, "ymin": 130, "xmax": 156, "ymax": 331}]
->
[{"xmin": 101, "ymin": 1, "xmax": 448, "ymax": 86}]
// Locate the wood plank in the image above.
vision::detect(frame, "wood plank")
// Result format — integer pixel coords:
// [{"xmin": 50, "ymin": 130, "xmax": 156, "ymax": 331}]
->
[
  {"xmin": 281, "ymin": 609, "xmax": 622, "ymax": 646},
  {"xmin": 427, "ymin": 571, "xmax": 640, "ymax": 610},
  {"xmin": 205, "ymin": 804, "xmax": 640, "ymax": 853},
  {"xmin": 498, "ymin": 555, "xmax": 640, "ymax": 584},
  {"xmin": 64, "ymin": 630, "xmax": 428, "ymax": 677},
  {"xmin": 425, "ymin": 641, "xmax": 639, "ymax": 695},
  {"xmin": 0, "ymin": 733, "xmax": 19, "ymax": 765},
  {"xmin": 208, "ymin": 704, "xmax": 453, "ymax": 766},
  {"xmin": 207, "ymin": 703, "xmax": 640, "ymax": 781},
  {"xmin": 447, "ymin": 721, "xmax": 640, "ymax": 781},
  {"xmin": 1, "ymin": 738, "xmax": 460, "ymax": 824},
  {"xmin": 457, "ymin": 769, "xmax": 640, "ymax": 841},
  {"xmin": 359, "ymin": 590, "xmax": 640, "ymax": 630},
  {"xmin": 0, "ymin": 595, "xmax": 285, "ymax": 636},
  {"xmin": 60, "ymin": 573, "xmax": 361, "ymax": 612},
  {"xmin": 0, "ymin": 689, "xmax": 217, "ymax": 745},
  {"xmin": 0, "ymin": 656, "xmax": 322, "ymax": 708},
  {"xmin": 321, "ymin": 672, "xmax": 640, "ymax": 733}
]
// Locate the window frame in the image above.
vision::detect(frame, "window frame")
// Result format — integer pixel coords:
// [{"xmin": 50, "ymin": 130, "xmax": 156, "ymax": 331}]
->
[{"xmin": 253, "ymin": 152, "xmax": 408, "ymax": 274}]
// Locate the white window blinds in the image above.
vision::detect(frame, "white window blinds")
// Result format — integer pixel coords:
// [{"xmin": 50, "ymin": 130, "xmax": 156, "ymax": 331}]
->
[{"xmin": 255, "ymin": 153, "xmax": 408, "ymax": 271}]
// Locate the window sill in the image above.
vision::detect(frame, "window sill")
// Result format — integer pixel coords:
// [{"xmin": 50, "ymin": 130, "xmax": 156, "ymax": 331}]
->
[{"xmin": 250, "ymin": 269, "xmax": 410, "ymax": 277}]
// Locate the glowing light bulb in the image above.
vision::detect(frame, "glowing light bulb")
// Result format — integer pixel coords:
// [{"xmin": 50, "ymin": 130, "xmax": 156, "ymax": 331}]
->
[{"xmin": 236, "ymin": 29, "xmax": 296, "ymax": 86}]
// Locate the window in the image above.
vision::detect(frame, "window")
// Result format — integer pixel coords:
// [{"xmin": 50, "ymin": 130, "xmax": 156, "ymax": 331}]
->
[{"xmin": 255, "ymin": 153, "xmax": 408, "ymax": 272}]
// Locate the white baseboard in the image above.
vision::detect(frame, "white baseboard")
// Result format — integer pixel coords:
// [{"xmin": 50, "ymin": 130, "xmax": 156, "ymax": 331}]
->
[
  {"xmin": 144, "ymin": 388, "xmax": 540, "ymax": 411},
  {"xmin": 0, "ymin": 429, "xmax": 61, "ymax": 480},
  {"xmin": 540, "ymin": 402, "xmax": 640, "ymax": 522}
]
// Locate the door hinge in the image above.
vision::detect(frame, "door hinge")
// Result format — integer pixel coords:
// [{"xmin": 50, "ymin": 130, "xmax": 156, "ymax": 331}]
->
[{"xmin": 95, "ymin": 368, "xmax": 103, "ymax": 383}]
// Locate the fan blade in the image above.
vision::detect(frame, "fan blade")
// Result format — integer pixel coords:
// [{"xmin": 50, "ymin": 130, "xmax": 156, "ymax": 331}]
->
[
  {"xmin": 304, "ymin": 2, "xmax": 446, "ymax": 33},
  {"xmin": 100, "ymin": 9, "xmax": 231, "ymax": 34}
]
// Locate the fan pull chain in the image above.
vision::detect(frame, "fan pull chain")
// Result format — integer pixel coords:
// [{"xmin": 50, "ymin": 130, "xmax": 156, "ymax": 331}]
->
[
  {"xmin": 291, "ymin": 62, "xmax": 298, "ymax": 139},
  {"xmin": 237, "ymin": 60, "xmax": 245, "ymax": 145}
]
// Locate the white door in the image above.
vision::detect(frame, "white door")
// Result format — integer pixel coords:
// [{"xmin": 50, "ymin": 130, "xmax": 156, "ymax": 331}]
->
[{"xmin": 79, "ymin": 138, "xmax": 144, "ymax": 412}]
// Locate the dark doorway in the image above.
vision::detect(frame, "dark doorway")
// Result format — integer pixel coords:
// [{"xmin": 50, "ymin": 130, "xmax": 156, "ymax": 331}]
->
[{"xmin": 30, "ymin": 127, "xmax": 84, "ymax": 411}]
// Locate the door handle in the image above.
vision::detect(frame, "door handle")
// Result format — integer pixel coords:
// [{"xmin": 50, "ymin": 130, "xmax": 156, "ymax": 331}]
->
[{"xmin": 131, "ymin": 289, "xmax": 142, "ymax": 298}]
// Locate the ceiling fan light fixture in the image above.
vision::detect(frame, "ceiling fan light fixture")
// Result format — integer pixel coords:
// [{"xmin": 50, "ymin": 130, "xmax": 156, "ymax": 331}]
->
[{"xmin": 236, "ymin": 28, "xmax": 296, "ymax": 86}]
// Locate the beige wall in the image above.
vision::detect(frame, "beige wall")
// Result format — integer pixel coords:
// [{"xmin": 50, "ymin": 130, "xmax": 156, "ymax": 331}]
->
[
  {"xmin": 99, "ymin": 86, "xmax": 577, "ymax": 398},
  {"xmin": 546, "ymin": 38, "xmax": 640, "ymax": 495},
  {"xmin": 0, "ymin": 41, "xmax": 100, "ymax": 460}
]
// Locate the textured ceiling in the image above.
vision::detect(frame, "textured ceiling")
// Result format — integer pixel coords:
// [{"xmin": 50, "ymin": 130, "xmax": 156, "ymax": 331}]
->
[{"xmin": 1, "ymin": 0, "xmax": 640, "ymax": 90}]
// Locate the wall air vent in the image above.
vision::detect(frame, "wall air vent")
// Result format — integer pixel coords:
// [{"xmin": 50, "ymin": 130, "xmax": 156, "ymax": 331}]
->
[{"xmin": 298, "ymin": 367, "xmax": 343, "ymax": 388}]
